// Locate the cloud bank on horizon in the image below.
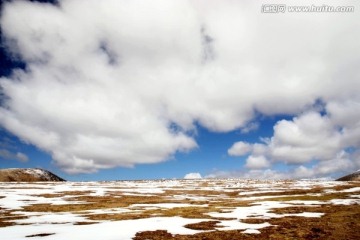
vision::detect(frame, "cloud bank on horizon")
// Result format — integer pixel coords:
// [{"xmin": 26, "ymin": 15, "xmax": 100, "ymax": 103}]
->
[
  {"xmin": 184, "ymin": 172, "xmax": 202, "ymax": 179},
  {"xmin": 0, "ymin": 0, "xmax": 359, "ymax": 178}
]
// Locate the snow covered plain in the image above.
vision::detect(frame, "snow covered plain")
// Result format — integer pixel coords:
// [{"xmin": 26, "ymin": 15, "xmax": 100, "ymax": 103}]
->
[{"xmin": 0, "ymin": 179, "xmax": 359, "ymax": 240}]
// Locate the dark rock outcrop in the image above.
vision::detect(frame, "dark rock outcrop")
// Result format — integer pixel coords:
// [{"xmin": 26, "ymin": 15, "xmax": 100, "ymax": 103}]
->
[{"xmin": 336, "ymin": 170, "xmax": 360, "ymax": 181}]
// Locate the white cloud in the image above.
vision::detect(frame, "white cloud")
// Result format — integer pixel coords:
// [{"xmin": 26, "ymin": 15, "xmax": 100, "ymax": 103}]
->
[
  {"xmin": 228, "ymin": 141, "xmax": 252, "ymax": 156},
  {"xmin": 184, "ymin": 172, "xmax": 202, "ymax": 179},
  {"xmin": 240, "ymin": 122, "xmax": 259, "ymax": 134},
  {"xmin": 228, "ymin": 105, "xmax": 360, "ymax": 178},
  {"xmin": 269, "ymin": 112, "xmax": 342, "ymax": 164},
  {"xmin": 206, "ymin": 157, "xmax": 354, "ymax": 180},
  {"xmin": 0, "ymin": 0, "xmax": 360, "ymax": 174},
  {"xmin": 206, "ymin": 169, "xmax": 288, "ymax": 180},
  {"xmin": 245, "ymin": 155, "xmax": 270, "ymax": 169},
  {"xmin": 326, "ymin": 100, "xmax": 360, "ymax": 147},
  {"xmin": 15, "ymin": 152, "xmax": 29, "ymax": 162},
  {"xmin": 292, "ymin": 153, "xmax": 355, "ymax": 179},
  {"xmin": 0, "ymin": 149, "xmax": 28, "ymax": 162}
]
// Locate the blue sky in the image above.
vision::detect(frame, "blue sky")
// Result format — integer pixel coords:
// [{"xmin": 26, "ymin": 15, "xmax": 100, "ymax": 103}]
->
[{"xmin": 1, "ymin": 0, "xmax": 360, "ymax": 181}]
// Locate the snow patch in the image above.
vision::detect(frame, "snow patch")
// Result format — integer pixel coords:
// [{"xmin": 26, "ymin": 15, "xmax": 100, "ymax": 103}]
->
[
  {"xmin": 243, "ymin": 229, "xmax": 261, "ymax": 234},
  {"xmin": 0, "ymin": 217, "xmax": 206, "ymax": 240}
]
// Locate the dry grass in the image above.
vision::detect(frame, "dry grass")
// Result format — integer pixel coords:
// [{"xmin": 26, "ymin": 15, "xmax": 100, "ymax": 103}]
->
[
  {"xmin": 84, "ymin": 205, "xmax": 223, "ymax": 221},
  {"xmin": 0, "ymin": 210, "xmax": 28, "ymax": 228},
  {"xmin": 154, "ymin": 206, "xmax": 219, "ymax": 219},
  {"xmin": 22, "ymin": 195, "xmax": 175, "ymax": 213},
  {"xmin": 133, "ymin": 204, "xmax": 360, "ymax": 240},
  {"xmin": 20, "ymin": 189, "xmax": 251, "ymax": 221},
  {"xmin": 184, "ymin": 221, "xmax": 221, "ymax": 230},
  {"xmin": 1, "ymin": 180, "xmax": 359, "ymax": 239},
  {"xmin": 240, "ymin": 218, "xmax": 267, "ymax": 224},
  {"xmin": 73, "ymin": 221, "xmax": 99, "ymax": 225},
  {"xmin": 263, "ymin": 192, "xmax": 356, "ymax": 202},
  {"xmin": 36, "ymin": 191, "xmax": 94, "ymax": 198}
]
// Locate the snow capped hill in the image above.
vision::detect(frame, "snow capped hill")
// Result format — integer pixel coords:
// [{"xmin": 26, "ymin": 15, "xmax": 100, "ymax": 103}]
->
[
  {"xmin": 0, "ymin": 168, "xmax": 65, "ymax": 182},
  {"xmin": 336, "ymin": 170, "xmax": 360, "ymax": 181}
]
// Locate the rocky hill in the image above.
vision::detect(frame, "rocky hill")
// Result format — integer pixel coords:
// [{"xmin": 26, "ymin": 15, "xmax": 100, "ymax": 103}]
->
[
  {"xmin": 336, "ymin": 170, "xmax": 360, "ymax": 181},
  {"xmin": 0, "ymin": 168, "xmax": 65, "ymax": 182}
]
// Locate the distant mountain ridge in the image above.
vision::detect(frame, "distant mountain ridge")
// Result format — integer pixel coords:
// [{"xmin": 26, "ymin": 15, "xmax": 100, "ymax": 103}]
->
[
  {"xmin": 336, "ymin": 170, "xmax": 360, "ymax": 181},
  {"xmin": 0, "ymin": 168, "xmax": 65, "ymax": 182}
]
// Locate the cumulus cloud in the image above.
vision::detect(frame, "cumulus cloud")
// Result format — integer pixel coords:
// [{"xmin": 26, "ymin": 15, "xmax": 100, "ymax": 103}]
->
[
  {"xmin": 228, "ymin": 141, "xmax": 252, "ymax": 156},
  {"xmin": 206, "ymin": 169, "xmax": 288, "ymax": 180},
  {"xmin": 206, "ymin": 157, "xmax": 354, "ymax": 180},
  {"xmin": 184, "ymin": 172, "xmax": 202, "ymax": 179},
  {"xmin": 228, "ymin": 107, "xmax": 360, "ymax": 178},
  {"xmin": 1, "ymin": 0, "xmax": 360, "ymax": 174},
  {"xmin": 270, "ymin": 112, "xmax": 342, "ymax": 164},
  {"xmin": 245, "ymin": 155, "xmax": 270, "ymax": 169}
]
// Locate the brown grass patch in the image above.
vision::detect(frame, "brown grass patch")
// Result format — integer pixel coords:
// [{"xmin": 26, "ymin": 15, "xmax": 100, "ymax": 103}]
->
[
  {"xmin": 240, "ymin": 218, "xmax": 267, "ymax": 224},
  {"xmin": 239, "ymin": 182, "xmax": 360, "ymax": 200},
  {"xmin": 134, "ymin": 230, "xmax": 174, "ymax": 240},
  {"xmin": 22, "ymin": 195, "xmax": 176, "ymax": 213},
  {"xmin": 133, "ymin": 204, "xmax": 360, "ymax": 240},
  {"xmin": 85, "ymin": 205, "xmax": 222, "ymax": 221},
  {"xmin": 73, "ymin": 221, "xmax": 99, "ymax": 225},
  {"xmin": 0, "ymin": 221, "xmax": 15, "ymax": 228},
  {"xmin": 0, "ymin": 210, "xmax": 28, "ymax": 228},
  {"xmin": 84, "ymin": 212, "xmax": 150, "ymax": 221},
  {"xmin": 270, "ymin": 205, "xmax": 324, "ymax": 215},
  {"xmin": 259, "ymin": 189, "xmax": 359, "ymax": 202},
  {"xmin": 131, "ymin": 183, "xmax": 359, "ymax": 240},
  {"xmin": 164, "ymin": 190, "xmax": 227, "ymax": 197},
  {"xmin": 159, "ymin": 206, "xmax": 219, "ymax": 219},
  {"xmin": 331, "ymin": 183, "xmax": 360, "ymax": 191},
  {"xmin": 224, "ymin": 191, "xmax": 240, "ymax": 197},
  {"xmin": 265, "ymin": 204, "xmax": 360, "ymax": 240},
  {"xmin": 36, "ymin": 191, "xmax": 94, "ymax": 198},
  {"xmin": 184, "ymin": 221, "xmax": 221, "ymax": 230}
]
